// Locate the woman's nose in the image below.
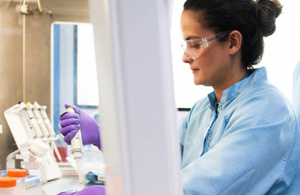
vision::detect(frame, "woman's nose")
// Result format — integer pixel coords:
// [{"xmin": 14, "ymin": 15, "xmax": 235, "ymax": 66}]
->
[{"xmin": 182, "ymin": 52, "xmax": 193, "ymax": 63}]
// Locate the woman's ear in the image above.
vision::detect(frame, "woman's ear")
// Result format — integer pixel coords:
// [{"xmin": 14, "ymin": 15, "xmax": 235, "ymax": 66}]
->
[{"xmin": 228, "ymin": 30, "xmax": 242, "ymax": 55}]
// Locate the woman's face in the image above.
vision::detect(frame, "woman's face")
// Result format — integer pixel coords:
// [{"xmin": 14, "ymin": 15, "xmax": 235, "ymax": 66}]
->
[{"xmin": 180, "ymin": 10, "xmax": 232, "ymax": 87}]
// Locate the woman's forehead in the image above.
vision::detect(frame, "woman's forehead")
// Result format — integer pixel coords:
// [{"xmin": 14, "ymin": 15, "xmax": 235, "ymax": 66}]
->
[{"xmin": 181, "ymin": 10, "xmax": 212, "ymax": 40}]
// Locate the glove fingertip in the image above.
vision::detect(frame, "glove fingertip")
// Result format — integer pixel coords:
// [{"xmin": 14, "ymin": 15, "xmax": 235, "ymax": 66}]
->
[
  {"xmin": 64, "ymin": 103, "xmax": 73, "ymax": 109},
  {"xmin": 65, "ymin": 104, "xmax": 80, "ymax": 114},
  {"xmin": 60, "ymin": 113, "xmax": 78, "ymax": 121}
]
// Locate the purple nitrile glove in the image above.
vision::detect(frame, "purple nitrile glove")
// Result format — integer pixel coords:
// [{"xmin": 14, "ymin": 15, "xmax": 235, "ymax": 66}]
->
[
  {"xmin": 60, "ymin": 104, "xmax": 101, "ymax": 150},
  {"xmin": 57, "ymin": 185, "xmax": 106, "ymax": 195}
]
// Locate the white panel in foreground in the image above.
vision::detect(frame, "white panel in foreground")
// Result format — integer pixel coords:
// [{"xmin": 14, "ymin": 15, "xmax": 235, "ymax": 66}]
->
[{"xmin": 89, "ymin": 0, "xmax": 183, "ymax": 195}]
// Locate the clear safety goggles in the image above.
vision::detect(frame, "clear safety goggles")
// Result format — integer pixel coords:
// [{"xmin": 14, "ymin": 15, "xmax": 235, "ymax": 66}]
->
[{"xmin": 181, "ymin": 31, "xmax": 230, "ymax": 60}]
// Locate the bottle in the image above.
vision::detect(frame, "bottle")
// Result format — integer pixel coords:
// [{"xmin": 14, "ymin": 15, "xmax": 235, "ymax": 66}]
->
[
  {"xmin": 7, "ymin": 169, "xmax": 27, "ymax": 195},
  {"xmin": 54, "ymin": 134, "xmax": 68, "ymax": 162},
  {"xmin": 0, "ymin": 177, "xmax": 17, "ymax": 195},
  {"xmin": 21, "ymin": 140, "xmax": 49, "ymax": 185},
  {"xmin": 28, "ymin": 140, "xmax": 48, "ymax": 184}
]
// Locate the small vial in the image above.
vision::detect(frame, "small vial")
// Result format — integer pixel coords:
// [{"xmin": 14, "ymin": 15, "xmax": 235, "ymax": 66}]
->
[
  {"xmin": 0, "ymin": 177, "xmax": 17, "ymax": 195},
  {"xmin": 7, "ymin": 169, "xmax": 27, "ymax": 195}
]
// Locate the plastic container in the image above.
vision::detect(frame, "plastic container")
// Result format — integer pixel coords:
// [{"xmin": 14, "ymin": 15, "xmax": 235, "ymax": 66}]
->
[
  {"xmin": 0, "ymin": 177, "xmax": 17, "ymax": 195},
  {"xmin": 54, "ymin": 135, "xmax": 68, "ymax": 162},
  {"xmin": 7, "ymin": 169, "xmax": 27, "ymax": 195},
  {"xmin": 81, "ymin": 145, "xmax": 105, "ymax": 183},
  {"xmin": 29, "ymin": 140, "xmax": 48, "ymax": 184},
  {"xmin": 24, "ymin": 175, "xmax": 40, "ymax": 189},
  {"xmin": 84, "ymin": 171, "xmax": 105, "ymax": 184},
  {"xmin": 0, "ymin": 169, "xmax": 6, "ymax": 177},
  {"xmin": 21, "ymin": 140, "xmax": 49, "ymax": 185}
]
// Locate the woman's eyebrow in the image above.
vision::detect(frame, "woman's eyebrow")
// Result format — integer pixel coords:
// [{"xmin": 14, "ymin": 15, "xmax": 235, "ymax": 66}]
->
[{"xmin": 186, "ymin": 35, "xmax": 202, "ymax": 40}]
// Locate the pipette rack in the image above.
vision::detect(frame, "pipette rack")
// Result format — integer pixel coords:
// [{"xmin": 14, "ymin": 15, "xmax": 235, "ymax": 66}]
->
[{"xmin": 4, "ymin": 102, "xmax": 62, "ymax": 181}]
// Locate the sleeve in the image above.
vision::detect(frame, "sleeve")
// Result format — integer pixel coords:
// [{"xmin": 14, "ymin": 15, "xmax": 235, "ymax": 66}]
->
[{"xmin": 181, "ymin": 97, "xmax": 297, "ymax": 195}]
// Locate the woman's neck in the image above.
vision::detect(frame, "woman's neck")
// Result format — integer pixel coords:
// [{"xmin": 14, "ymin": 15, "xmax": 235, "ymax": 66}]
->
[{"xmin": 213, "ymin": 68, "xmax": 247, "ymax": 102}]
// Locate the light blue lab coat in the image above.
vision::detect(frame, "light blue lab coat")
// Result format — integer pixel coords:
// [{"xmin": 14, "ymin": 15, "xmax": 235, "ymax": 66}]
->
[
  {"xmin": 292, "ymin": 60, "xmax": 300, "ymax": 126},
  {"xmin": 180, "ymin": 67, "xmax": 300, "ymax": 195}
]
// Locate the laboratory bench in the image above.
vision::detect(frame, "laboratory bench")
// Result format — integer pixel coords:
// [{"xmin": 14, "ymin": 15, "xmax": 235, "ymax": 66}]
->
[{"xmin": 25, "ymin": 176, "xmax": 102, "ymax": 195}]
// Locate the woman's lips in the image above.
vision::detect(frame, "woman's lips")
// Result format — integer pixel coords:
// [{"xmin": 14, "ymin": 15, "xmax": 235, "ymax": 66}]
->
[{"xmin": 191, "ymin": 68, "xmax": 199, "ymax": 73}]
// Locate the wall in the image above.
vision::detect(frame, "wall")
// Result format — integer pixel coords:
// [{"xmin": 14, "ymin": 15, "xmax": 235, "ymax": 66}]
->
[{"xmin": 0, "ymin": 0, "xmax": 90, "ymax": 168}]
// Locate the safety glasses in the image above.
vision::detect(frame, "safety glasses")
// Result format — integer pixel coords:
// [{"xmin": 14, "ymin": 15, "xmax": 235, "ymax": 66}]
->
[{"xmin": 181, "ymin": 31, "xmax": 230, "ymax": 60}]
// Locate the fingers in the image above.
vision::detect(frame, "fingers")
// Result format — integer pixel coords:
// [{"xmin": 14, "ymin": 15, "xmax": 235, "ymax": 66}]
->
[
  {"xmin": 60, "ymin": 124, "xmax": 80, "ymax": 136},
  {"xmin": 60, "ymin": 118, "xmax": 80, "ymax": 128},
  {"xmin": 60, "ymin": 112, "xmax": 78, "ymax": 121},
  {"xmin": 60, "ymin": 118, "xmax": 80, "ymax": 145},
  {"xmin": 60, "ymin": 104, "xmax": 83, "ymax": 145},
  {"xmin": 63, "ymin": 130, "xmax": 78, "ymax": 145}
]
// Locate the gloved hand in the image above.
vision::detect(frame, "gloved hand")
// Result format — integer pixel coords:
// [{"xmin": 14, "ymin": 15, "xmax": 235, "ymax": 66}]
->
[
  {"xmin": 60, "ymin": 104, "xmax": 101, "ymax": 150},
  {"xmin": 57, "ymin": 185, "xmax": 106, "ymax": 195}
]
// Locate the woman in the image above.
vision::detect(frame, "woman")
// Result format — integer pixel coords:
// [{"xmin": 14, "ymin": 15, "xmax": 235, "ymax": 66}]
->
[
  {"xmin": 59, "ymin": 0, "xmax": 300, "ymax": 194},
  {"xmin": 179, "ymin": 0, "xmax": 300, "ymax": 194}
]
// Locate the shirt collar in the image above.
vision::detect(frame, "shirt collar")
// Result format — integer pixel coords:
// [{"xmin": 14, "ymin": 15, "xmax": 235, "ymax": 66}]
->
[
  {"xmin": 207, "ymin": 67, "xmax": 268, "ymax": 110},
  {"xmin": 208, "ymin": 92, "xmax": 217, "ymax": 110}
]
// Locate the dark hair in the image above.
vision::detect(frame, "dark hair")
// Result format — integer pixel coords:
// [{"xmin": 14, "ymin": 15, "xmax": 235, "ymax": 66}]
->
[{"xmin": 183, "ymin": 0, "xmax": 282, "ymax": 68}]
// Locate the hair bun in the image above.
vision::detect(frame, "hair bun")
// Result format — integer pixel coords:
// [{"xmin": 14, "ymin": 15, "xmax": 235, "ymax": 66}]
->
[{"xmin": 254, "ymin": 0, "xmax": 283, "ymax": 37}]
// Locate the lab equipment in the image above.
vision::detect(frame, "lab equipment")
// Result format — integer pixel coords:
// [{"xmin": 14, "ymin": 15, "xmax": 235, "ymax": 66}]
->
[
  {"xmin": 84, "ymin": 172, "xmax": 105, "ymax": 184},
  {"xmin": 4, "ymin": 102, "xmax": 62, "ymax": 181},
  {"xmin": 24, "ymin": 175, "xmax": 40, "ymax": 189},
  {"xmin": 33, "ymin": 102, "xmax": 56, "ymax": 138},
  {"xmin": 0, "ymin": 177, "xmax": 17, "ymax": 195},
  {"xmin": 60, "ymin": 107, "xmax": 83, "ymax": 184},
  {"xmin": 0, "ymin": 169, "xmax": 6, "ymax": 177},
  {"xmin": 24, "ymin": 102, "xmax": 44, "ymax": 138},
  {"xmin": 6, "ymin": 150, "xmax": 21, "ymax": 169},
  {"xmin": 27, "ymin": 102, "xmax": 50, "ymax": 139},
  {"xmin": 21, "ymin": 139, "xmax": 49, "ymax": 184},
  {"xmin": 19, "ymin": 101, "xmax": 36, "ymax": 138},
  {"xmin": 54, "ymin": 135, "xmax": 68, "ymax": 162},
  {"xmin": 88, "ymin": 0, "xmax": 183, "ymax": 194},
  {"xmin": 32, "ymin": 101, "xmax": 62, "ymax": 162},
  {"xmin": 7, "ymin": 169, "xmax": 27, "ymax": 195},
  {"xmin": 60, "ymin": 104, "xmax": 101, "ymax": 149},
  {"xmin": 5, "ymin": 102, "xmax": 35, "ymax": 144},
  {"xmin": 80, "ymin": 145, "xmax": 105, "ymax": 184}
]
